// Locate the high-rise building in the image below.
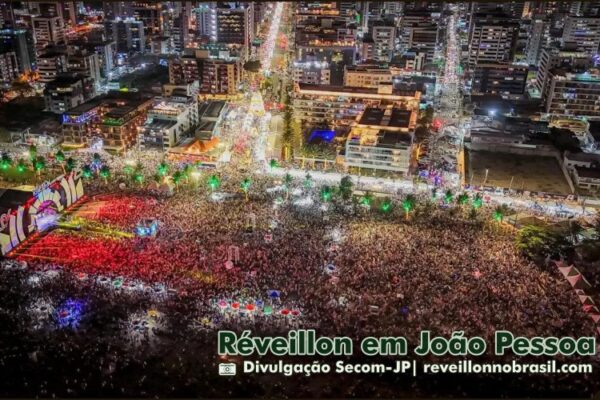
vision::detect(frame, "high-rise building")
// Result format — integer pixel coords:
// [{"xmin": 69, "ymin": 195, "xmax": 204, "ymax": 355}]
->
[
  {"xmin": 36, "ymin": 51, "xmax": 67, "ymax": 83},
  {"xmin": 468, "ymin": 14, "xmax": 519, "ymax": 68},
  {"xmin": 292, "ymin": 83, "xmax": 421, "ymax": 128},
  {"xmin": 67, "ymin": 51, "xmax": 102, "ymax": 85},
  {"xmin": 130, "ymin": 2, "xmax": 164, "ymax": 37},
  {"xmin": 0, "ymin": 2, "xmax": 16, "ymax": 29},
  {"xmin": 345, "ymin": 106, "xmax": 416, "ymax": 176},
  {"xmin": 102, "ymin": 1, "xmax": 131, "ymax": 20},
  {"xmin": 138, "ymin": 96, "xmax": 199, "ymax": 150},
  {"xmin": 169, "ymin": 50, "xmax": 242, "ymax": 96},
  {"xmin": 545, "ymin": 69, "xmax": 600, "ymax": 119},
  {"xmin": 67, "ymin": 40, "xmax": 116, "ymax": 79},
  {"xmin": 216, "ymin": 3, "xmax": 254, "ymax": 59},
  {"xmin": 525, "ymin": 16, "xmax": 546, "ymax": 66},
  {"xmin": 470, "ymin": 1, "xmax": 526, "ymax": 19},
  {"xmin": 344, "ymin": 64, "xmax": 393, "ymax": 88},
  {"xmin": 370, "ymin": 24, "xmax": 396, "ymax": 62},
  {"xmin": 194, "ymin": 2, "xmax": 217, "ymax": 40},
  {"xmin": 295, "ymin": 17, "xmax": 357, "ymax": 85},
  {"xmin": 172, "ymin": 14, "xmax": 189, "ymax": 53},
  {"xmin": 562, "ymin": 16, "xmax": 600, "ymax": 56},
  {"xmin": 535, "ymin": 46, "xmax": 591, "ymax": 98},
  {"xmin": 398, "ymin": 9, "xmax": 439, "ymax": 63},
  {"xmin": 32, "ymin": 16, "xmax": 65, "ymax": 52},
  {"xmin": 0, "ymin": 28, "xmax": 36, "ymax": 72},
  {"xmin": 44, "ymin": 75, "xmax": 95, "ymax": 114},
  {"xmin": 104, "ymin": 18, "xmax": 145, "ymax": 54},
  {"xmin": 293, "ymin": 60, "xmax": 331, "ymax": 85},
  {"xmin": 28, "ymin": 1, "xmax": 77, "ymax": 26},
  {"xmin": 471, "ymin": 63, "xmax": 528, "ymax": 96},
  {"xmin": 0, "ymin": 51, "xmax": 19, "ymax": 84}
]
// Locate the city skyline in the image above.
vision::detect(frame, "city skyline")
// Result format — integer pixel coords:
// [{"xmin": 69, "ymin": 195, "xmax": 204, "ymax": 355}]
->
[{"xmin": 0, "ymin": 1, "xmax": 599, "ymax": 399}]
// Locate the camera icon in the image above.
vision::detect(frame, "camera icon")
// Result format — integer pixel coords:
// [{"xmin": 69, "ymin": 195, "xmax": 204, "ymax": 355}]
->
[{"xmin": 219, "ymin": 363, "xmax": 237, "ymax": 376}]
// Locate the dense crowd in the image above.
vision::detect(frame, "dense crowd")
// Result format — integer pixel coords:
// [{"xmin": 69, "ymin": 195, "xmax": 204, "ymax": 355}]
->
[{"xmin": 1, "ymin": 169, "xmax": 598, "ymax": 398}]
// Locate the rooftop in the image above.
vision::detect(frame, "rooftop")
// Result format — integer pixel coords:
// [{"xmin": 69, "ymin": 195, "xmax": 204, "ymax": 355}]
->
[
  {"xmin": 565, "ymin": 151, "xmax": 600, "ymax": 164},
  {"xmin": 200, "ymin": 101, "xmax": 226, "ymax": 119},
  {"xmin": 297, "ymin": 83, "xmax": 420, "ymax": 98},
  {"xmin": 575, "ymin": 166, "xmax": 600, "ymax": 179},
  {"xmin": 358, "ymin": 107, "xmax": 413, "ymax": 129},
  {"xmin": 144, "ymin": 119, "xmax": 178, "ymax": 130}
]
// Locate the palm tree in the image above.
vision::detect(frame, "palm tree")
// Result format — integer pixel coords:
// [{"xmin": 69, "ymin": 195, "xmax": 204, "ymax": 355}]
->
[
  {"xmin": 361, "ymin": 191, "xmax": 374, "ymax": 210},
  {"xmin": 281, "ymin": 106, "xmax": 294, "ymax": 160},
  {"xmin": 54, "ymin": 150, "xmax": 65, "ymax": 162},
  {"xmin": 269, "ymin": 158, "xmax": 278, "ymax": 170},
  {"xmin": 493, "ymin": 204, "xmax": 510, "ymax": 223},
  {"xmin": 28, "ymin": 144, "xmax": 37, "ymax": 163},
  {"xmin": 82, "ymin": 164, "xmax": 93, "ymax": 179},
  {"xmin": 472, "ymin": 193, "xmax": 483, "ymax": 210},
  {"xmin": 402, "ymin": 194, "xmax": 417, "ymax": 220},
  {"xmin": 123, "ymin": 164, "xmax": 134, "ymax": 176},
  {"xmin": 33, "ymin": 156, "xmax": 46, "ymax": 178},
  {"xmin": 208, "ymin": 174, "xmax": 220, "ymax": 192},
  {"xmin": 182, "ymin": 164, "xmax": 192, "ymax": 184},
  {"xmin": 55, "ymin": 150, "xmax": 65, "ymax": 172},
  {"xmin": 283, "ymin": 173, "xmax": 293, "ymax": 199},
  {"xmin": 157, "ymin": 161, "xmax": 169, "ymax": 177},
  {"xmin": 0, "ymin": 153, "xmax": 12, "ymax": 171},
  {"xmin": 444, "ymin": 189, "xmax": 453, "ymax": 204},
  {"xmin": 380, "ymin": 197, "xmax": 393, "ymax": 214},
  {"xmin": 99, "ymin": 165, "xmax": 110, "ymax": 184},
  {"xmin": 457, "ymin": 193, "xmax": 469, "ymax": 207},
  {"xmin": 240, "ymin": 177, "xmax": 252, "ymax": 201},
  {"xmin": 172, "ymin": 170, "xmax": 183, "ymax": 188},
  {"xmin": 320, "ymin": 185, "xmax": 333, "ymax": 202},
  {"xmin": 65, "ymin": 157, "xmax": 76, "ymax": 173},
  {"xmin": 338, "ymin": 176, "xmax": 353, "ymax": 201},
  {"xmin": 16, "ymin": 158, "xmax": 27, "ymax": 174},
  {"xmin": 134, "ymin": 172, "xmax": 144, "ymax": 186},
  {"xmin": 303, "ymin": 173, "xmax": 313, "ymax": 189}
]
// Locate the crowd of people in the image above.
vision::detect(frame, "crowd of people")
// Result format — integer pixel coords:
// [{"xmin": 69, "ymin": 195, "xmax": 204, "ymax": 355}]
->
[{"xmin": 1, "ymin": 164, "xmax": 598, "ymax": 398}]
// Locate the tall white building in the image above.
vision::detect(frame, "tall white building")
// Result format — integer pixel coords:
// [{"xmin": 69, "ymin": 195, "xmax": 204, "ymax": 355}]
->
[
  {"xmin": 32, "ymin": 15, "xmax": 65, "ymax": 52},
  {"xmin": 195, "ymin": 2, "xmax": 217, "ymax": 40},
  {"xmin": 139, "ymin": 96, "xmax": 199, "ymax": 150},
  {"xmin": 345, "ymin": 106, "xmax": 416, "ymax": 175}
]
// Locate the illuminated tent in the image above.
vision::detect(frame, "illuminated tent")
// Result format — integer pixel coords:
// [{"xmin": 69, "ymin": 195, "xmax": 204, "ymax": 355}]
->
[
  {"xmin": 566, "ymin": 272, "xmax": 592, "ymax": 290},
  {"xmin": 578, "ymin": 294, "xmax": 595, "ymax": 306}
]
